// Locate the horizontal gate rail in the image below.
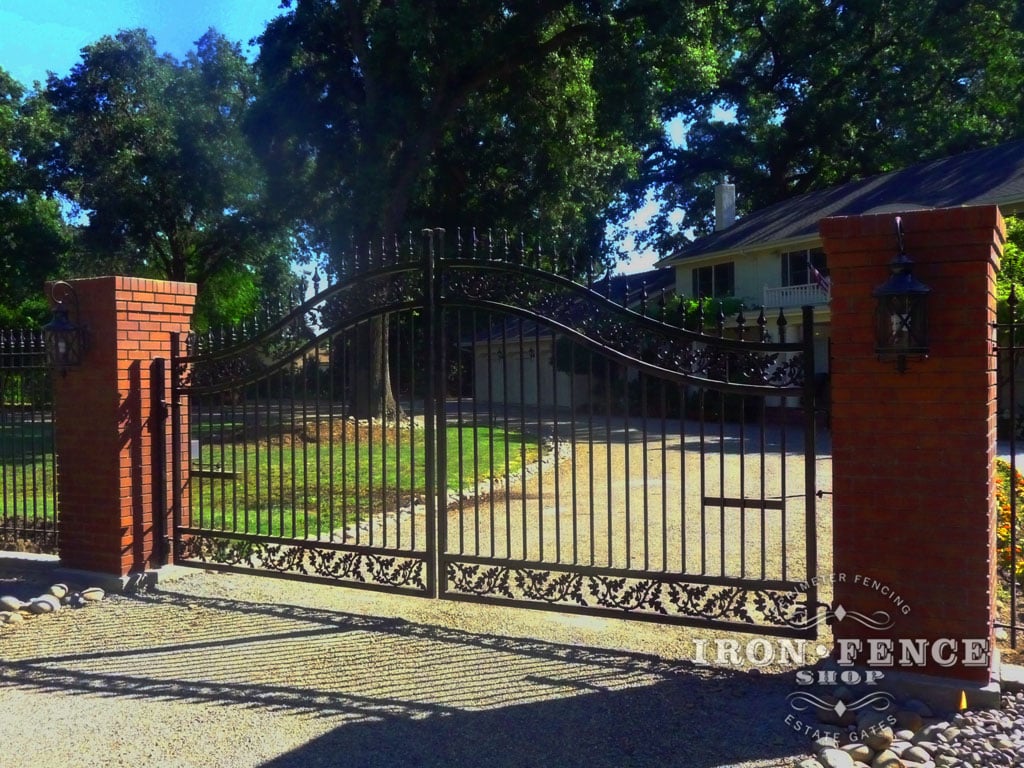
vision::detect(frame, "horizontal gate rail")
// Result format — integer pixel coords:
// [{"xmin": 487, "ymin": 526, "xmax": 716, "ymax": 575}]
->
[{"xmin": 703, "ymin": 496, "xmax": 786, "ymax": 511}]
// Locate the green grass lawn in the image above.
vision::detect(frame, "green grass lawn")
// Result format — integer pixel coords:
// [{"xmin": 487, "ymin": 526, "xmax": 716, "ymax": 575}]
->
[
  {"xmin": 0, "ymin": 421, "xmax": 58, "ymax": 527},
  {"xmin": 0, "ymin": 414, "xmax": 541, "ymax": 543},
  {"xmin": 189, "ymin": 424, "xmax": 540, "ymax": 538}
]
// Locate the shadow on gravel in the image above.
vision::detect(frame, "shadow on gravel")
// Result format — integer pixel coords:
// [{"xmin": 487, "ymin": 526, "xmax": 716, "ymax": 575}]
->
[
  {"xmin": 0, "ymin": 570, "xmax": 808, "ymax": 768},
  {"xmin": 255, "ymin": 671, "xmax": 804, "ymax": 768}
]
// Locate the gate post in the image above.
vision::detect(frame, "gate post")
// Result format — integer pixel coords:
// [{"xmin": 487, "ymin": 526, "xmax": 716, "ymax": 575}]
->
[
  {"xmin": 150, "ymin": 356, "xmax": 167, "ymax": 565},
  {"xmin": 52, "ymin": 277, "xmax": 196, "ymax": 589},
  {"xmin": 820, "ymin": 206, "xmax": 1003, "ymax": 708}
]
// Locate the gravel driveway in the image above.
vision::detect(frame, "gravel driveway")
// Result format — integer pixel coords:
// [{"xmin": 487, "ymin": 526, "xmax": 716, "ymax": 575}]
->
[
  {"xmin": 0, "ymin": 551, "xmax": 830, "ymax": 768},
  {"xmin": 1, "ymin": 421, "xmax": 832, "ymax": 768}
]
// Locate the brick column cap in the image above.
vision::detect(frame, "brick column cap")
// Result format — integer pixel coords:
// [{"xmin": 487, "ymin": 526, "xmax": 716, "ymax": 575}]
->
[{"xmin": 820, "ymin": 205, "xmax": 1004, "ymax": 270}]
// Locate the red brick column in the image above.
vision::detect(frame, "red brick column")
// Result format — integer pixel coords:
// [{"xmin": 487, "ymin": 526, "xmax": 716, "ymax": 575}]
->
[
  {"xmin": 820, "ymin": 207, "xmax": 1002, "ymax": 689},
  {"xmin": 54, "ymin": 277, "xmax": 196, "ymax": 580}
]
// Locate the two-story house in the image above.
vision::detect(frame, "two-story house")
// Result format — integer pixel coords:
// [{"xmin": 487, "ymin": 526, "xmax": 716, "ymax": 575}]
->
[{"xmin": 657, "ymin": 139, "xmax": 1024, "ymax": 377}]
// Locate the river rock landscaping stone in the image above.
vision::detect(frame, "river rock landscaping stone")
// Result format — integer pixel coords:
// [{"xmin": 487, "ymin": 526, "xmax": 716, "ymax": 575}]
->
[
  {"xmin": 868, "ymin": 748, "xmax": 900, "ymax": 767},
  {"xmin": 48, "ymin": 583, "xmax": 68, "ymax": 599},
  {"xmin": 895, "ymin": 710, "xmax": 924, "ymax": 732},
  {"xmin": 28, "ymin": 594, "xmax": 60, "ymax": 613},
  {"xmin": 901, "ymin": 744, "xmax": 931, "ymax": 763},
  {"xmin": 840, "ymin": 743, "xmax": 872, "ymax": 762},
  {"xmin": 863, "ymin": 725, "xmax": 894, "ymax": 752},
  {"xmin": 813, "ymin": 735, "xmax": 840, "ymax": 753},
  {"xmin": 794, "ymin": 690, "xmax": 1024, "ymax": 768},
  {"xmin": 818, "ymin": 748, "xmax": 855, "ymax": 768},
  {"xmin": 0, "ymin": 595, "xmax": 24, "ymax": 611},
  {"xmin": 0, "ymin": 583, "xmax": 109, "ymax": 632}
]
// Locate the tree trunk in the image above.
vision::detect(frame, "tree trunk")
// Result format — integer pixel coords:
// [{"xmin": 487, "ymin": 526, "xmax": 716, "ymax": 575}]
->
[{"xmin": 346, "ymin": 314, "xmax": 400, "ymax": 420}]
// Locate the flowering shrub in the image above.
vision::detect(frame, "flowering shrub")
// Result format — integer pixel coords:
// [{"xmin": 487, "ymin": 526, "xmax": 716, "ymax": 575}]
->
[{"xmin": 996, "ymin": 458, "xmax": 1024, "ymax": 585}]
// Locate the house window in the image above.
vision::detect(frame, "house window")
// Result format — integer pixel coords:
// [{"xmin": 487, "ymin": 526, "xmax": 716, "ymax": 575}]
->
[
  {"xmin": 781, "ymin": 248, "xmax": 828, "ymax": 287},
  {"xmin": 692, "ymin": 262, "xmax": 735, "ymax": 299}
]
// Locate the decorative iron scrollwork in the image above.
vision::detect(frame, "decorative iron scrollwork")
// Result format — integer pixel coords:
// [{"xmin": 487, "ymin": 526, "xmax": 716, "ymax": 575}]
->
[
  {"xmin": 445, "ymin": 561, "xmax": 811, "ymax": 629},
  {"xmin": 177, "ymin": 534, "xmax": 428, "ymax": 591},
  {"xmin": 445, "ymin": 264, "xmax": 805, "ymax": 389},
  {"xmin": 180, "ymin": 270, "xmax": 424, "ymax": 391}
]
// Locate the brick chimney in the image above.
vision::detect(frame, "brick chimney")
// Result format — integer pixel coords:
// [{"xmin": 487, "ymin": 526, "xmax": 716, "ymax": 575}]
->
[{"xmin": 714, "ymin": 179, "xmax": 736, "ymax": 231}]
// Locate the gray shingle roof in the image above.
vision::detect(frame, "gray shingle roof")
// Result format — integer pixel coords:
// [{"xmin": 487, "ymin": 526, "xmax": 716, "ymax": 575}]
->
[{"xmin": 663, "ymin": 139, "xmax": 1024, "ymax": 264}]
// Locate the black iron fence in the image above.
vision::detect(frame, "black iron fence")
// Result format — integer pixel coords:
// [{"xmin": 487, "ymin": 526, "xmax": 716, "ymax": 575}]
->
[
  {"xmin": 0, "ymin": 329, "xmax": 58, "ymax": 552},
  {"xmin": 994, "ymin": 287, "xmax": 1024, "ymax": 649}
]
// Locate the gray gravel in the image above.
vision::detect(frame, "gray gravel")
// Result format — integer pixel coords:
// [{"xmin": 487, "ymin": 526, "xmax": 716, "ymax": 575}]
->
[
  {"xmin": 0, "ymin": 553, "xmax": 818, "ymax": 768},
  {"xmin": 0, "ymin": 420, "xmax": 835, "ymax": 768}
]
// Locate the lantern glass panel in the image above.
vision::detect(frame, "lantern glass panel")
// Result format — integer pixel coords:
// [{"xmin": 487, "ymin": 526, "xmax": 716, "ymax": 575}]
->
[
  {"xmin": 42, "ymin": 308, "xmax": 84, "ymax": 370},
  {"xmin": 874, "ymin": 292, "xmax": 928, "ymax": 355}
]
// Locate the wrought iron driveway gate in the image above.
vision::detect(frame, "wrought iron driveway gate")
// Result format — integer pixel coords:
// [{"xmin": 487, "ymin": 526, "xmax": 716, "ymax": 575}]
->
[{"xmin": 169, "ymin": 230, "xmax": 820, "ymax": 636}]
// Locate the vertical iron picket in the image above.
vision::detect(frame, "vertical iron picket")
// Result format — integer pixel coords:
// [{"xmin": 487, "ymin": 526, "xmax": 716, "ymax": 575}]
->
[
  {"xmin": 801, "ymin": 305, "xmax": 819, "ymax": 620},
  {"xmin": 0, "ymin": 329, "xmax": 57, "ymax": 551}
]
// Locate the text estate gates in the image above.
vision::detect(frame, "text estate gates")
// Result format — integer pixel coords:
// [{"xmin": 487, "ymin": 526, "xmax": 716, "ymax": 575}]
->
[{"xmin": 168, "ymin": 229, "xmax": 821, "ymax": 637}]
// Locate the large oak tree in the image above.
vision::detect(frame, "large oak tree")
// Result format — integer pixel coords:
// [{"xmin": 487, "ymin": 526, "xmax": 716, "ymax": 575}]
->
[
  {"xmin": 42, "ymin": 29, "xmax": 301, "ymax": 329},
  {"xmin": 250, "ymin": 0, "xmax": 720, "ymax": 415},
  {"xmin": 638, "ymin": 0, "xmax": 1024, "ymax": 252}
]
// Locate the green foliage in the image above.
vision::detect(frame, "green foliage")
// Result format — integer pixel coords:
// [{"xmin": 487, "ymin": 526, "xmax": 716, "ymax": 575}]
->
[
  {"xmin": 646, "ymin": 294, "xmax": 745, "ymax": 328},
  {"xmin": 0, "ymin": 296, "xmax": 50, "ymax": 328},
  {"xmin": 639, "ymin": 0, "xmax": 1024, "ymax": 253},
  {"xmin": 190, "ymin": 425, "xmax": 539, "ymax": 536},
  {"xmin": 39, "ymin": 29, "xmax": 303, "ymax": 327},
  {"xmin": 252, "ymin": 0, "xmax": 720, "ymax": 270},
  {"xmin": 999, "ymin": 215, "xmax": 1024, "ymax": 298},
  {"xmin": 0, "ymin": 68, "xmax": 69, "ymax": 311},
  {"xmin": 191, "ymin": 268, "xmax": 261, "ymax": 333},
  {"xmin": 995, "ymin": 215, "xmax": 1024, "ymax": 334}
]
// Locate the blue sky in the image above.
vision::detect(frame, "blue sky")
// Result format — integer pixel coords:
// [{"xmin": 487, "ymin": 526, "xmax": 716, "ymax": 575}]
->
[{"xmin": 1, "ymin": 0, "xmax": 286, "ymax": 87}]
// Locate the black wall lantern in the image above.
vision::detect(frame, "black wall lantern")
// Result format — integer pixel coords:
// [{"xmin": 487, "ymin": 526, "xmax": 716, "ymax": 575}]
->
[
  {"xmin": 42, "ymin": 281, "xmax": 87, "ymax": 374},
  {"xmin": 872, "ymin": 216, "xmax": 931, "ymax": 373}
]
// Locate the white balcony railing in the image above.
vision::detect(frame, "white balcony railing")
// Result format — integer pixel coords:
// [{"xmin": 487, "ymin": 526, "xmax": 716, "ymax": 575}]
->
[{"xmin": 762, "ymin": 282, "xmax": 830, "ymax": 309}]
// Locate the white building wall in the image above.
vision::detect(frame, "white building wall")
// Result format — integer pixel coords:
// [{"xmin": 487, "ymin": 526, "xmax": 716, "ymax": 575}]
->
[
  {"xmin": 473, "ymin": 337, "xmax": 578, "ymax": 407},
  {"xmin": 675, "ymin": 251, "xmax": 775, "ymax": 305}
]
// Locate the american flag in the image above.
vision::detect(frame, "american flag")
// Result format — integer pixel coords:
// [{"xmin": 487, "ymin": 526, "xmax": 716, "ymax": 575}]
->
[{"xmin": 808, "ymin": 259, "xmax": 831, "ymax": 292}]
